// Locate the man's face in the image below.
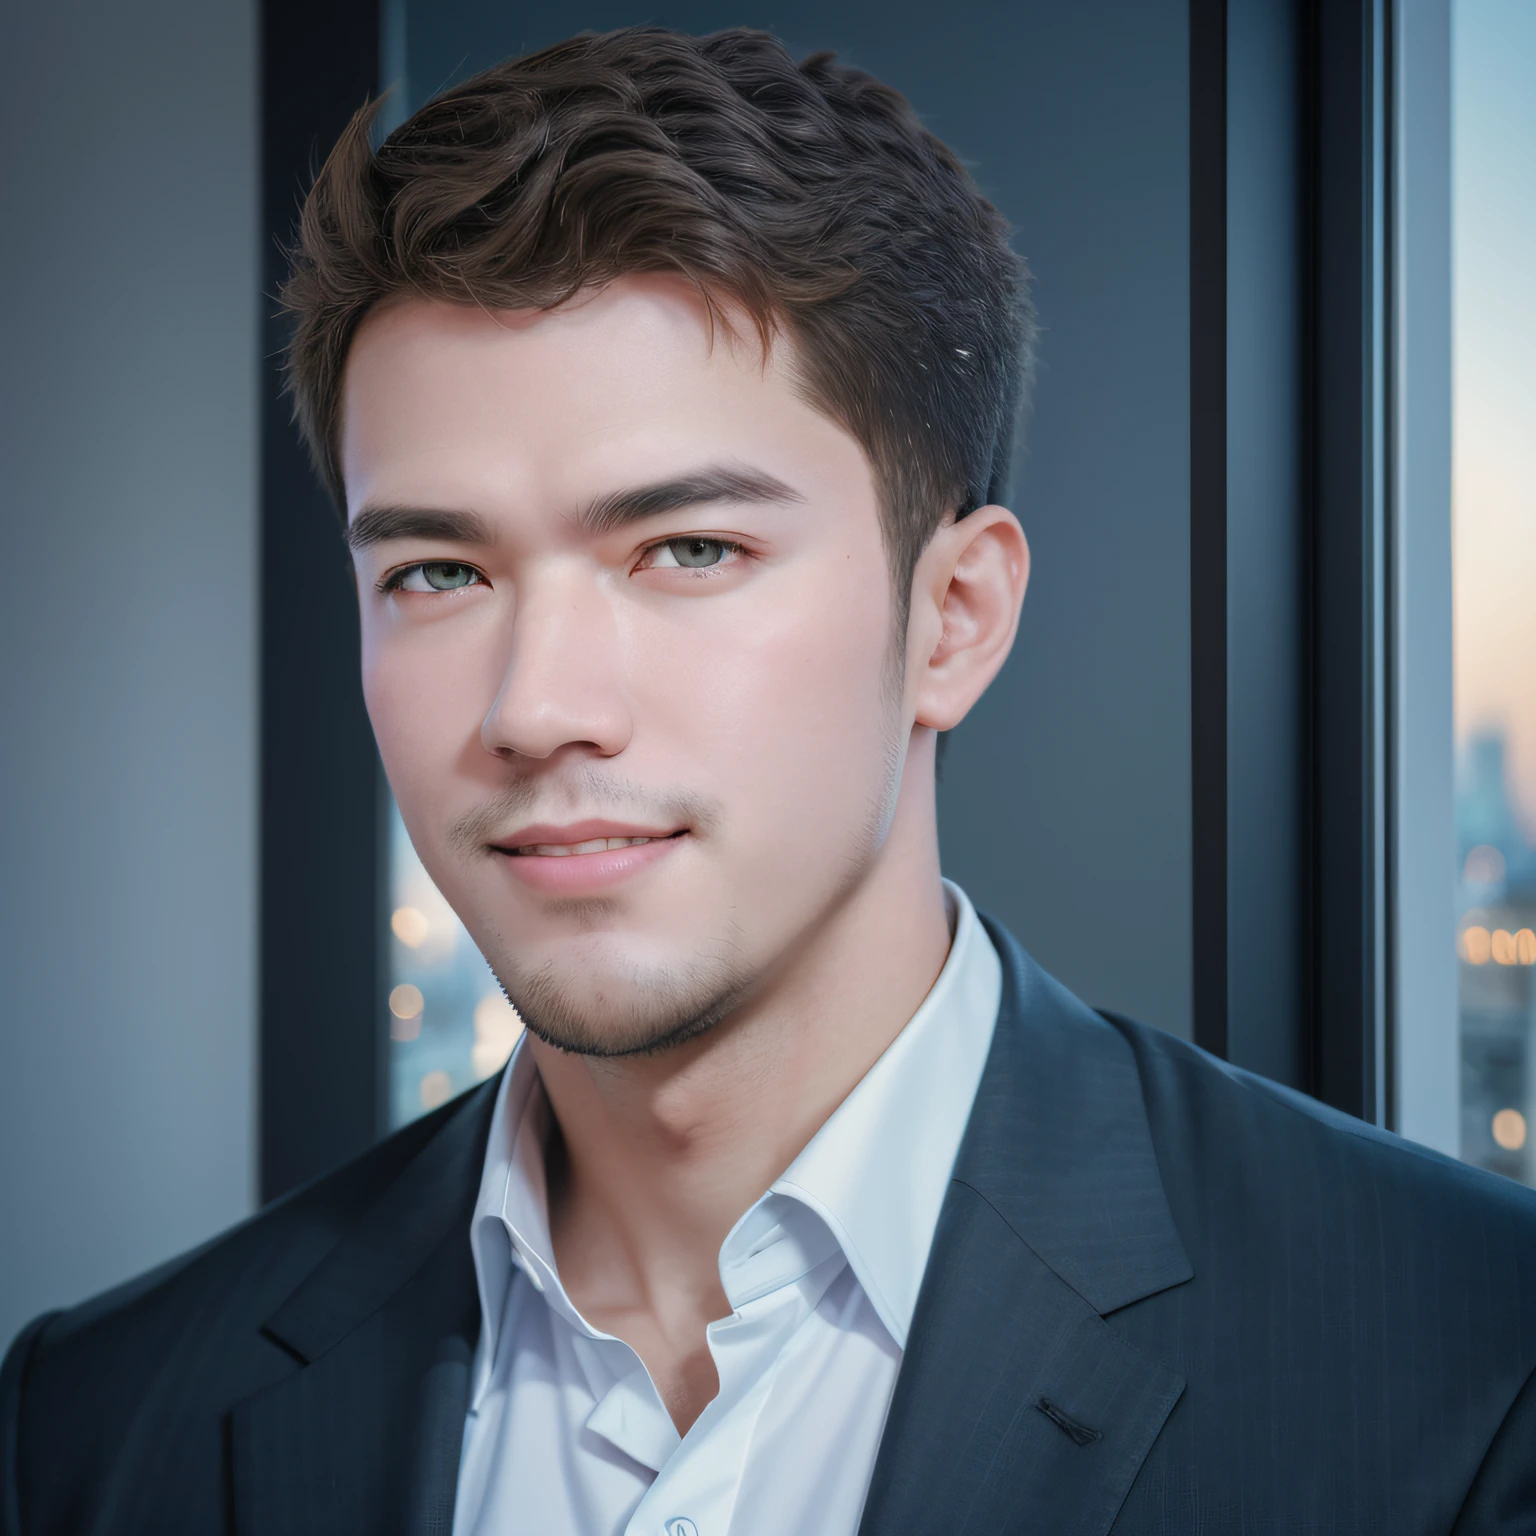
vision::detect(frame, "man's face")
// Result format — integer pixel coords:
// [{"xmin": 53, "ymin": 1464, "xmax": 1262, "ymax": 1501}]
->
[{"xmin": 343, "ymin": 276, "xmax": 914, "ymax": 1056}]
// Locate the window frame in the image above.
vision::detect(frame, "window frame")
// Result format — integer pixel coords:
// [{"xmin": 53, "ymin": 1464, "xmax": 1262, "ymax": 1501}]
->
[
  {"xmin": 259, "ymin": 0, "xmax": 387, "ymax": 1201},
  {"xmin": 1188, "ymin": 0, "xmax": 1451, "ymax": 1133}
]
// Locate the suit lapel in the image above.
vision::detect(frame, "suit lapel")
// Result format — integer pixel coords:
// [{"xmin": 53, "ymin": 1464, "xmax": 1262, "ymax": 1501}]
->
[
  {"xmin": 231, "ymin": 1079, "xmax": 498, "ymax": 1536},
  {"xmin": 230, "ymin": 917, "xmax": 1188, "ymax": 1535},
  {"xmin": 859, "ymin": 916, "xmax": 1192, "ymax": 1536}
]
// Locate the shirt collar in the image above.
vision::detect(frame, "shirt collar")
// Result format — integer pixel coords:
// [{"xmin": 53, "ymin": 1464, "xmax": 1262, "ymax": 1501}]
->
[
  {"xmin": 467, "ymin": 1037, "xmax": 543, "ymax": 1402},
  {"xmin": 468, "ymin": 878, "xmax": 1002, "ymax": 1394},
  {"xmin": 766, "ymin": 880, "xmax": 1001, "ymax": 1346}
]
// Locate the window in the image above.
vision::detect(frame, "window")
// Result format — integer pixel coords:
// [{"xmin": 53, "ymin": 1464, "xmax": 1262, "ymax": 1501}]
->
[
  {"xmin": 1451, "ymin": 0, "xmax": 1536, "ymax": 1185},
  {"xmin": 385, "ymin": 799, "xmax": 522, "ymax": 1129}
]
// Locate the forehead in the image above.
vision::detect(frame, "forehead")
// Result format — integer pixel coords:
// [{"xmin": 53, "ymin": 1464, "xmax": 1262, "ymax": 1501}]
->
[{"xmin": 338, "ymin": 276, "xmax": 862, "ymax": 523}]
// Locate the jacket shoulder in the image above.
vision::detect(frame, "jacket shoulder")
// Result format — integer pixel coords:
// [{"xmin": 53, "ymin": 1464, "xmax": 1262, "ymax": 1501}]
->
[
  {"xmin": 1097, "ymin": 1012, "xmax": 1536, "ymax": 1525},
  {"xmin": 36, "ymin": 1092, "xmax": 460, "ymax": 1359},
  {"xmin": 3, "ymin": 1088, "xmax": 483, "ymax": 1533},
  {"xmin": 1106, "ymin": 1009, "xmax": 1536, "ymax": 1301}
]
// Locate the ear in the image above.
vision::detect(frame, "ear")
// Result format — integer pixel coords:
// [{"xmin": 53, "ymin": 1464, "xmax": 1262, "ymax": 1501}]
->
[{"xmin": 908, "ymin": 505, "xmax": 1030, "ymax": 732}]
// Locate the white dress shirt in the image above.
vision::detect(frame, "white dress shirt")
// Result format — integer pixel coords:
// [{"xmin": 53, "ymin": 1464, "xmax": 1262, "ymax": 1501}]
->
[{"xmin": 453, "ymin": 880, "xmax": 1003, "ymax": 1536}]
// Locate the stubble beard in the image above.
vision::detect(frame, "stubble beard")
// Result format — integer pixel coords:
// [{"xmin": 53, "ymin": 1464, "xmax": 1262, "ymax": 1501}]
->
[
  {"xmin": 494, "ymin": 910, "xmax": 761, "ymax": 1058},
  {"xmin": 478, "ymin": 626, "xmax": 911, "ymax": 1061}
]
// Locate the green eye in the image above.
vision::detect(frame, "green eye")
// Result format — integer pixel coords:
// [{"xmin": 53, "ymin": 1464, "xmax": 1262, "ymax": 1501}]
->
[
  {"xmin": 653, "ymin": 538, "xmax": 733, "ymax": 569},
  {"xmin": 420, "ymin": 562, "xmax": 478, "ymax": 589},
  {"xmin": 386, "ymin": 561, "xmax": 484, "ymax": 594}
]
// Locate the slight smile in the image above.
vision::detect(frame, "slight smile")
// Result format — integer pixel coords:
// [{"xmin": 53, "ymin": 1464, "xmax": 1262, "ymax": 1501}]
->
[
  {"xmin": 492, "ymin": 825, "xmax": 690, "ymax": 894},
  {"xmin": 511, "ymin": 834, "xmax": 675, "ymax": 857}
]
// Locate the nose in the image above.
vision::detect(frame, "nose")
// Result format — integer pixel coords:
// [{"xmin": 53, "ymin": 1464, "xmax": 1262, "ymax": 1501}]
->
[{"xmin": 480, "ymin": 565, "xmax": 633, "ymax": 762}]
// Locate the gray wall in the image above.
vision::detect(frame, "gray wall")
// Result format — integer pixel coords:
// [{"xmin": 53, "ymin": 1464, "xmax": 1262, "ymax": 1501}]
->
[
  {"xmin": 0, "ymin": 0, "xmax": 259, "ymax": 1345},
  {"xmin": 399, "ymin": 0, "xmax": 1194, "ymax": 1036}
]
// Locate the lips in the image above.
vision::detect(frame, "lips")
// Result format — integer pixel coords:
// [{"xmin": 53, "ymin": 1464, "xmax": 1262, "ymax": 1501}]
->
[
  {"xmin": 493, "ymin": 819, "xmax": 687, "ymax": 856},
  {"xmin": 491, "ymin": 823, "xmax": 688, "ymax": 894},
  {"xmin": 512, "ymin": 833, "xmax": 681, "ymax": 857}
]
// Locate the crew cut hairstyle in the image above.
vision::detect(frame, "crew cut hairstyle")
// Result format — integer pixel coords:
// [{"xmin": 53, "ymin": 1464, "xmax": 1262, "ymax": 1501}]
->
[{"xmin": 281, "ymin": 24, "xmax": 1035, "ymax": 613}]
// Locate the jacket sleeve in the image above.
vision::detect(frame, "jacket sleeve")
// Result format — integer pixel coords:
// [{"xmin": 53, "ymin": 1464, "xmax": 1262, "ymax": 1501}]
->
[
  {"xmin": 1454, "ymin": 1362, "xmax": 1536, "ymax": 1534},
  {"xmin": 0, "ymin": 1313, "xmax": 57, "ymax": 1536}
]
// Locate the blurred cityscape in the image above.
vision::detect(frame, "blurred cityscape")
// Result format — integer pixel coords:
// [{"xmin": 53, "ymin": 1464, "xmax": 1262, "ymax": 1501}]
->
[
  {"xmin": 1450, "ymin": 0, "xmax": 1536, "ymax": 1188},
  {"xmin": 385, "ymin": 801, "xmax": 522, "ymax": 1130},
  {"xmin": 1456, "ymin": 727, "xmax": 1536, "ymax": 1186}
]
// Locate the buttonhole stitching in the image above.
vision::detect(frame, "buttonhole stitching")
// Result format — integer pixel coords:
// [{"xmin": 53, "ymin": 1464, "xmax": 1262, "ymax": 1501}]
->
[{"xmin": 1036, "ymin": 1396, "xmax": 1103, "ymax": 1446}]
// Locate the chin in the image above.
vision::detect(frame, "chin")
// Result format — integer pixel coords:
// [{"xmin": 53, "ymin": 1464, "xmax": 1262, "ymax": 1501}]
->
[{"xmin": 497, "ymin": 933, "xmax": 758, "ymax": 1059}]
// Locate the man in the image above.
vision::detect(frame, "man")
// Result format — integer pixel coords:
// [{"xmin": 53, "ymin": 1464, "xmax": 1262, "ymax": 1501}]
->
[{"xmin": 3, "ymin": 24, "xmax": 1534, "ymax": 1536}]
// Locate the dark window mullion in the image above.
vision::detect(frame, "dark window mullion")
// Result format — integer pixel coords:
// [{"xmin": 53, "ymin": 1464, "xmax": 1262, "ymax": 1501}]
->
[
  {"xmin": 259, "ymin": 0, "xmax": 386, "ymax": 1201},
  {"xmin": 1309, "ymin": 0, "xmax": 1392, "ymax": 1125}
]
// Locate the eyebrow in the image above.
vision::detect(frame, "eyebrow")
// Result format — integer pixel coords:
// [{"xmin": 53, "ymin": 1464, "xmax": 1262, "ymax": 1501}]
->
[
  {"xmin": 345, "ymin": 504, "xmax": 496, "ymax": 552},
  {"xmin": 578, "ymin": 464, "xmax": 805, "ymax": 536},
  {"xmin": 346, "ymin": 463, "xmax": 806, "ymax": 554}
]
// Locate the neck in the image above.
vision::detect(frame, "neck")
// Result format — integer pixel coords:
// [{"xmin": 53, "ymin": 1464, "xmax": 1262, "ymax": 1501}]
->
[{"xmin": 528, "ymin": 740, "xmax": 952, "ymax": 1329}]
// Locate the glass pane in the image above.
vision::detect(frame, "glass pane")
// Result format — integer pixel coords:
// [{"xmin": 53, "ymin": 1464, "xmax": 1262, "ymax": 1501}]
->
[
  {"xmin": 1452, "ymin": 0, "xmax": 1536, "ymax": 1184},
  {"xmin": 385, "ymin": 797, "xmax": 522, "ymax": 1129}
]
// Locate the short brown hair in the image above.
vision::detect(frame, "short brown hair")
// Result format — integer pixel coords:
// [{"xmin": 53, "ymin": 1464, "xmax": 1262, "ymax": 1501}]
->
[{"xmin": 281, "ymin": 24, "xmax": 1034, "ymax": 607}]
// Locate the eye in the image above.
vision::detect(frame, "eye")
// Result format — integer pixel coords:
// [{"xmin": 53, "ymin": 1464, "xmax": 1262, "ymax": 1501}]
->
[
  {"xmin": 637, "ymin": 537, "xmax": 744, "ymax": 572},
  {"xmin": 380, "ymin": 561, "xmax": 486, "ymax": 594}
]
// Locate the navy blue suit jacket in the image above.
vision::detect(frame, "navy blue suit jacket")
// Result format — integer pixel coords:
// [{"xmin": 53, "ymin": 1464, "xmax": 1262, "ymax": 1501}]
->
[{"xmin": 5, "ymin": 915, "xmax": 1536, "ymax": 1533}]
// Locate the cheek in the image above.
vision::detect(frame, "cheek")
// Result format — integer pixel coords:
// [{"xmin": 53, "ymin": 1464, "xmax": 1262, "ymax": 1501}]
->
[
  {"xmin": 647, "ymin": 565, "xmax": 899, "ymax": 831},
  {"xmin": 359, "ymin": 621, "xmax": 485, "ymax": 802}
]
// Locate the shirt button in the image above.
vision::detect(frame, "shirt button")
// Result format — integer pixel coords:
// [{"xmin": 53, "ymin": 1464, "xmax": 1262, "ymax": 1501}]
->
[{"xmin": 665, "ymin": 1520, "xmax": 699, "ymax": 1536}]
